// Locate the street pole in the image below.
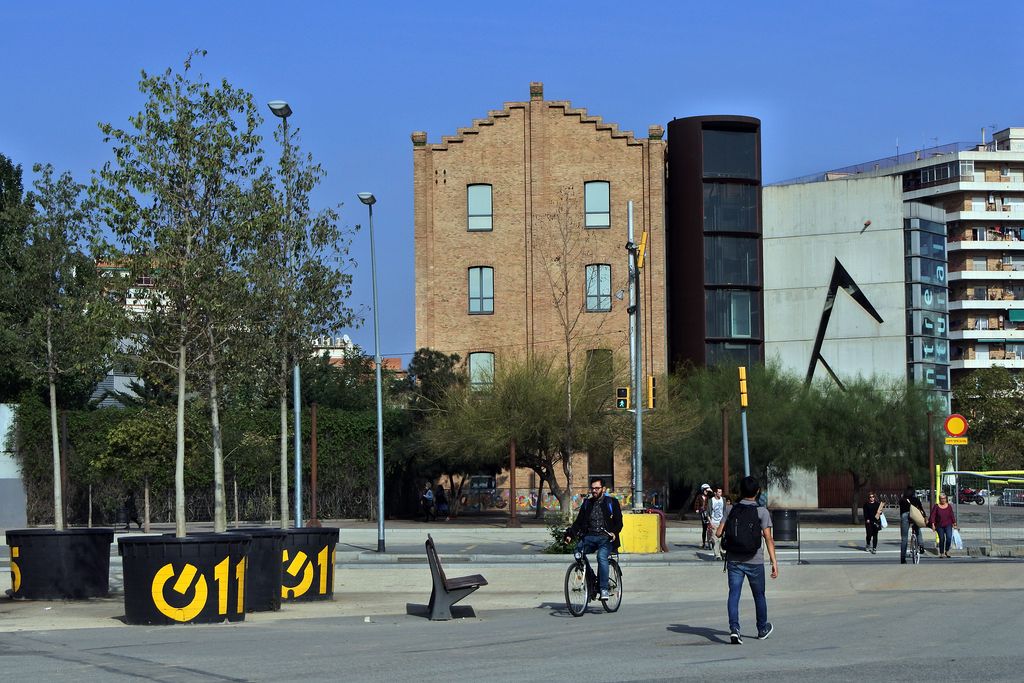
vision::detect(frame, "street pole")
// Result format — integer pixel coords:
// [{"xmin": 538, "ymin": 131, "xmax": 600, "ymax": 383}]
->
[
  {"xmin": 627, "ymin": 201, "xmax": 644, "ymax": 511},
  {"xmin": 268, "ymin": 100, "xmax": 302, "ymax": 529},
  {"xmin": 722, "ymin": 406, "xmax": 729, "ymax": 496},
  {"xmin": 927, "ymin": 411, "xmax": 934, "ymax": 510},
  {"xmin": 309, "ymin": 402, "xmax": 320, "ymax": 527},
  {"xmin": 359, "ymin": 193, "xmax": 386, "ymax": 553},
  {"xmin": 954, "ymin": 444, "xmax": 959, "ymax": 523}
]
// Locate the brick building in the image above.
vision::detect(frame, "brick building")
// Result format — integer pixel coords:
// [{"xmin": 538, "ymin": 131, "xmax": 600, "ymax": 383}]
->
[{"xmin": 412, "ymin": 82, "xmax": 668, "ymax": 502}]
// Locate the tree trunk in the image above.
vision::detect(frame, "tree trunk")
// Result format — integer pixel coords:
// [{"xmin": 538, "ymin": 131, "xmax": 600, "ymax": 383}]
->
[
  {"xmin": 559, "ymin": 449, "xmax": 574, "ymax": 520},
  {"xmin": 534, "ymin": 477, "xmax": 546, "ymax": 519},
  {"xmin": 48, "ymin": 379, "xmax": 63, "ymax": 531},
  {"xmin": 279, "ymin": 354, "xmax": 289, "ymax": 529},
  {"xmin": 850, "ymin": 471, "xmax": 866, "ymax": 525},
  {"xmin": 175, "ymin": 341, "xmax": 187, "ymax": 538},
  {"xmin": 143, "ymin": 476, "xmax": 150, "ymax": 533},
  {"xmin": 208, "ymin": 339, "xmax": 226, "ymax": 532},
  {"xmin": 47, "ymin": 314, "xmax": 63, "ymax": 531}
]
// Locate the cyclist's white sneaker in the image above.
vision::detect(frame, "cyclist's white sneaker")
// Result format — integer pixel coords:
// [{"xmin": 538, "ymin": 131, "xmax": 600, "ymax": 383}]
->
[{"xmin": 599, "ymin": 590, "xmax": 610, "ymax": 600}]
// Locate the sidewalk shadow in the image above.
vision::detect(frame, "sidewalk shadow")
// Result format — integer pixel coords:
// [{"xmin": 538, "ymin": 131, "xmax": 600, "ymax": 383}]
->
[
  {"xmin": 667, "ymin": 623, "xmax": 731, "ymax": 644},
  {"xmin": 405, "ymin": 603, "xmax": 477, "ymax": 620}
]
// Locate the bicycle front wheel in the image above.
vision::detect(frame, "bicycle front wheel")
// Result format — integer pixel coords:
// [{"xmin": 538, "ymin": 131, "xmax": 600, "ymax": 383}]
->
[
  {"xmin": 602, "ymin": 561, "xmax": 623, "ymax": 613},
  {"xmin": 565, "ymin": 563, "xmax": 589, "ymax": 617},
  {"xmin": 910, "ymin": 539, "xmax": 920, "ymax": 565}
]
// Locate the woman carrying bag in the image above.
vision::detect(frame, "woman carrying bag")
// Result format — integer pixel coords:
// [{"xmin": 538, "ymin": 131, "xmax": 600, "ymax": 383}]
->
[
  {"xmin": 862, "ymin": 491, "xmax": 885, "ymax": 554},
  {"xmin": 929, "ymin": 493, "xmax": 958, "ymax": 558}
]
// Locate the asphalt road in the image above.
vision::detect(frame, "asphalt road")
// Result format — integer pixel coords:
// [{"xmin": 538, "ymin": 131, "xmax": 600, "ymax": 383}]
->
[{"xmin": 2, "ymin": 583, "xmax": 1020, "ymax": 681}]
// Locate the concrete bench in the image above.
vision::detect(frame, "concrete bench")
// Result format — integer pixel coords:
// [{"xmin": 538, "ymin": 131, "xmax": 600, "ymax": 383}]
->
[{"xmin": 425, "ymin": 534, "xmax": 487, "ymax": 620}]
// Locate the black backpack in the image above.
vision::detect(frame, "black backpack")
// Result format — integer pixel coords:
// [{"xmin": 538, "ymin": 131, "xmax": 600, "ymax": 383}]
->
[{"xmin": 722, "ymin": 504, "xmax": 762, "ymax": 555}]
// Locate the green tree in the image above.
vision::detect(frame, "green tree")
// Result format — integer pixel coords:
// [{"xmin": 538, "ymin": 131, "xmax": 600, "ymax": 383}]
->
[
  {"xmin": 952, "ymin": 367, "xmax": 1024, "ymax": 470},
  {"xmin": 15, "ymin": 163, "xmax": 116, "ymax": 529},
  {"xmin": 93, "ymin": 51, "xmax": 265, "ymax": 536},
  {"xmin": 650, "ymin": 362, "xmax": 817, "ymax": 498},
  {"xmin": 0, "ymin": 153, "xmax": 32, "ymax": 402},
  {"xmin": 248, "ymin": 113, "xmax": 356, "ymax": 528},
  {"xmin": 425, "ymin": 353, "xmax": 638, "ymax": 516},
  {"xmin": 815, "ymin": 376, "xmax": 934, "ymax": 522}
]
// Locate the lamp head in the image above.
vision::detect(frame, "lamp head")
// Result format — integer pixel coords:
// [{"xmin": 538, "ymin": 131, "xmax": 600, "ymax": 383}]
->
[
  {"xmin": 268, "ymin": 100, "xmax": 292, "ymax": 119},
  {"xmin": 358, "ymin": 192, "xmax": 376, "ymax": 206}
]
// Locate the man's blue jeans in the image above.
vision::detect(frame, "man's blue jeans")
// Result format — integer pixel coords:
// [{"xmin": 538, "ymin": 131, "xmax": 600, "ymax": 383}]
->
[
  {"xmin": 900, "ymin": 512, "xmax": 924, "ymax": 562},
  {"xmin": 577, "ymin": 534, "xmax": 612, "ymax": 592},
  {"xmin": 726, "ymin": 562, "xmax": 768, "ymax": 635}
]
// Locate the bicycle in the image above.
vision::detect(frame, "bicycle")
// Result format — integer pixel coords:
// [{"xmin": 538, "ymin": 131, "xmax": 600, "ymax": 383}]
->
[
  {"xmin": 564, "ymin": 549, "xmax": 622, "ymax": 617},
  {"xmin": 702, "ymin": 516, "xmax": 716, "ymax": 551},
  {"xmin": 907, "ymin": 527, "xmax": 921, "ymax": 565}
]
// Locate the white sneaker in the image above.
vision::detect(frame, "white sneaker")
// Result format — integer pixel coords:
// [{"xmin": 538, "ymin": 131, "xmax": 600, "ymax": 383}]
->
[{"xmin": 599, "ymin": 590, "xmax": 610, "ymax": 601}]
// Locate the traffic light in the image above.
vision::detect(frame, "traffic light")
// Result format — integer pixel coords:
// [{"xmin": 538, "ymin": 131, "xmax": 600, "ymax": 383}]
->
[
  {"xmin": 738, "ymin": 366, "xmax": 748, "ymax": 408},
  {"xmin": 615, "ymin": 386, "xmax": 630, "ymax": 410},
  {"xmin": 647, "ymin": 375, "xmax": 656, "ymax": 409}
]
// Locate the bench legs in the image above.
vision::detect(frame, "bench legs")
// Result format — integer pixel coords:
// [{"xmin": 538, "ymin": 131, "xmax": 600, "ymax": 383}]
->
[{"xmin": 428, "ymin": 584, "xmax": 480, "ymax": 621}]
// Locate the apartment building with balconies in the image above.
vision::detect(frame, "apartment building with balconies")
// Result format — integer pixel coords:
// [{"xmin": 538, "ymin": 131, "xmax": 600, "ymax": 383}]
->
[{"xmin": 773, "ymin": 127, "xmax": 1024, "ymax": 390}]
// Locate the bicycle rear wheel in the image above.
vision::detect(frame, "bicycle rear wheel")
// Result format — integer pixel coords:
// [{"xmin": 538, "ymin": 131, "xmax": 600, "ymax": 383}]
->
[
  {"xmin": 910, "ymin": 537, "xmax": 920, "ymax": 565},
  {"xmin": 564, "ymin": 563, "xmax": 589, "ymax": 617},
  {"xmin": 602, "ymin": 561, "xmax": 623, "ymax": 613}
]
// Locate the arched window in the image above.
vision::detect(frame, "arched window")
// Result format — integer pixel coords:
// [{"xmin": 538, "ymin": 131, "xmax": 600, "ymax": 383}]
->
[
  {"xmin": 467, "ymin": 184, "xmax": 493, "ymax": 231},
  {"xmin": 585, "ymin": 264, "xmax": 612, "ymax": 312},
  {"xmin": 468, "ymin": 352, "xmax": 494, "ymax": 390},
  {"xmin": 584, "ymin": 181, "xmax": 610, "ymax": 228},
  {"xmin": 468, "ymin": 266, "xmax": 494, "ymax": 314}
]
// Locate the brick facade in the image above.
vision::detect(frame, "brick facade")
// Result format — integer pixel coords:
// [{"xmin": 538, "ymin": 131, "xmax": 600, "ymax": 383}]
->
[{"xmin": 412, "ymin": 83, "xmax": 668, "ymax": 497}]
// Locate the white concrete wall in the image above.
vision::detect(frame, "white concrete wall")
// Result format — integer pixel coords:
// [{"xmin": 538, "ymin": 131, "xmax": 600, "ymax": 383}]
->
[
  {"xmin": 0, "ymin": 403, "xmax": 27, "ymax": 528},
  {"xmin": 763, "ymin": 176, "xmax": 908, "ymax": 383}
]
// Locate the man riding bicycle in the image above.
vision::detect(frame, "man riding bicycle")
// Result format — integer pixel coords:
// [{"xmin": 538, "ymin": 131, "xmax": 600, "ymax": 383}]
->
[{"xmin": 563, "ymin": 478, "xmax": 623, "ymax": 601}]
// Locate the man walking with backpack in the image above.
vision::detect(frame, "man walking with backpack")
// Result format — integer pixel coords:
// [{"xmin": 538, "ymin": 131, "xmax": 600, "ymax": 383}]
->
[{"xmin": 716, "ymin": 476, "xmax": 778, "ymax": 644}]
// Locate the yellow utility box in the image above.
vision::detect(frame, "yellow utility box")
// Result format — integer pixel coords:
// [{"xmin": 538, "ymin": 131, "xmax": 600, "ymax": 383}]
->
[{"xmin": 618, "ymin": 512, "xmax": 660, "ymax": 553}]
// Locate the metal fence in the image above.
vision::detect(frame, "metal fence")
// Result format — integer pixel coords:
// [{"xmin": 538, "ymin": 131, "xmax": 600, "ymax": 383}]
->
[{"xmin": 934, "ymin": 471, "xmax": 1024, "ymax": 555}]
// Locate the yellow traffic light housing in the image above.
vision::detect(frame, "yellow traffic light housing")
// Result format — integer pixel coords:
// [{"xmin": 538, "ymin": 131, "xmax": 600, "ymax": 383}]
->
[
  {"xmin": 738, "ymin": 366, "xmax": 748, "ymax": 408},
  {"xmin": 647, "ymin": 375, "xmax": 656, "ymax": 409}
]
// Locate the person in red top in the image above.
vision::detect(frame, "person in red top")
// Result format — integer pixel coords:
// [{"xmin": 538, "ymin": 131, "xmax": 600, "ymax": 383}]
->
[{"xmin": 928, "ymin": 493, "xmax": 958, "ymax": 558}]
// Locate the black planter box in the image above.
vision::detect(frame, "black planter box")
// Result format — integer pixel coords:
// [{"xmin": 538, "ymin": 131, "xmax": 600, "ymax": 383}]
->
[
  {"xmin": 281, "ymin": 527, "xmax": 339, "ymax": 602},
  {"xmin": 6, "ymin": 528, "xmax": 114, "ymax": 599},
  {"xmin": 241, "ymin": 528, "xmax": 287, "ymax": 612},
  {"xmin": 119, "ymin": 533, "xmax": 251, "ymax": 625}
]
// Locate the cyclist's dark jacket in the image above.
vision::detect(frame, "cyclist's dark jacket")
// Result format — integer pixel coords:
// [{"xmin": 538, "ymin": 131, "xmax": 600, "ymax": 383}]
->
[{"xmin": 566, "ymin": 494, "xmax": 624, "ymax": 550}]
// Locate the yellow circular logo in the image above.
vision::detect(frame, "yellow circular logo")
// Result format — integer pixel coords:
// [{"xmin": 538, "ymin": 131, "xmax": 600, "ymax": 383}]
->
[{"xmin": 151, "ymin": 562, "xmax": 209, "ymax": 622}]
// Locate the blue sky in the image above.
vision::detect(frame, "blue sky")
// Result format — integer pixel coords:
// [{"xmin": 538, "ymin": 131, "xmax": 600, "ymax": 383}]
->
[{"xmin": 3, "ymin": 1, "xmax": 1021, "ymax": 363}]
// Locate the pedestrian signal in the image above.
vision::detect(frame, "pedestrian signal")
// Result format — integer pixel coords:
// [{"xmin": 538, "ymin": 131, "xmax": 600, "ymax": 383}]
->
[
  {"xmin": 615, "ymin": 387, "xmax": 630, "ymax": 410},
  {"xmin": 647, "ymin": 375, "xmax": 656, "ymax": 409}
]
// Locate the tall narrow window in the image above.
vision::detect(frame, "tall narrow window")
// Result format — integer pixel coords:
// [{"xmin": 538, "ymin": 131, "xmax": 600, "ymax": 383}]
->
[
  {"xmin": 468, "ymin": 266, "xmax": 494, "ymax": 314},
  {"xmin": 468, "ymin": 352, "xmax": 494, "ymax": 390},
  {"xmin": 585, "ymin": 264, "xmax": 612, "ymax": 312},
  {"xmin": 584, "ymin": 181, "xmax": 610, "ymax": 228},
  {"xmin": 730, "ymin": 291, "xmax": 752, "ymax": 338},
  {"xmin": 467, "ymin": 184, "xmax": 492, "ymax": 231}
]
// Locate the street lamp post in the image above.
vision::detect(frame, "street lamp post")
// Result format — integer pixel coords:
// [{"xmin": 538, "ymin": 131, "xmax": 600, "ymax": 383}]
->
[
  {"xmin": 269, "ymin": 99, "xmax": 303, "ymax": 528},
  {"xmin": 358, "ymin": 192, "xmax": 386, "ymax": 553}
]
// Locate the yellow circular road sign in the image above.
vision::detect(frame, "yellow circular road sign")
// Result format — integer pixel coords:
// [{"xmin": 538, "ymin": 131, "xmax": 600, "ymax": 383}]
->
[{"xmin": 944, "ymin": 414, "xmax": 968, "ymax": 438}]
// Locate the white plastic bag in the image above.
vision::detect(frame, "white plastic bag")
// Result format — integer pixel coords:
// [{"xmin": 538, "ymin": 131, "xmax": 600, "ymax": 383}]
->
[
  {"xmin": 879, "ymin": 513, "xmax": 888, "ymax": 529},
  {"xmin": 952, "ymin": 528, "xmax": 963, "ymax": 550}
]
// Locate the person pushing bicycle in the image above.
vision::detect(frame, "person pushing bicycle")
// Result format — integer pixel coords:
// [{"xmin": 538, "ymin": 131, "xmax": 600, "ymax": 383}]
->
[{"xmin": 563, "ymin": 478, "xmax": 623, "ymax": 601}]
